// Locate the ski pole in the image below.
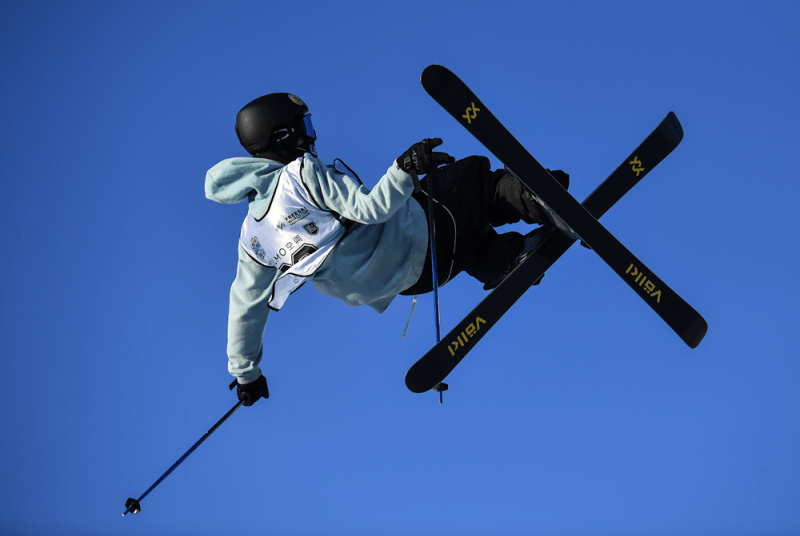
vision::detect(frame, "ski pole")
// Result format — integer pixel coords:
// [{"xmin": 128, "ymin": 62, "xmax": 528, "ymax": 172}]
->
[
  {"xmin": 425, "ymin": 177, "xmax": 448, "ymax": 403},
  {"xmin": 122, "ymin": 381, "xmax": 244, "ymax": 516},
  {"xmin": 426, "ymin": 184, "xmax": 441, "ymax": 342}
]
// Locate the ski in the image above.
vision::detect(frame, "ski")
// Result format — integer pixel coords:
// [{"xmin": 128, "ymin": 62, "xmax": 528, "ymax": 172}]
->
[
  {"xmin": 406, "ymin": 88, "xmax": 698, "ymax": 393},
  {"xmin": 406, "ymin": 112, "xmax": 684, "ymax": 393},
  {"xmin": 421, "ymin": 65, "xmax": 707, "ymax": 345}
]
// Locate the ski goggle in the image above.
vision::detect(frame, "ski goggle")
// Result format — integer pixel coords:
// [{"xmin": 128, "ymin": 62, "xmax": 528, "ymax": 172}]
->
[
  {"xmin": 301, "ymin": 114, "xmax": 316, "ymax": 141},
  {"xmin": 301, "ymin": 114, "xmax": 318, "ymax": 157}
]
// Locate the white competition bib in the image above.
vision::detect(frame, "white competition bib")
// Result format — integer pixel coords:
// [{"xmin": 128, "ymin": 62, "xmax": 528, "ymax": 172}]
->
[{"xmin": 240, "ymin": 157, "xmax": 346, "ymax": 310}]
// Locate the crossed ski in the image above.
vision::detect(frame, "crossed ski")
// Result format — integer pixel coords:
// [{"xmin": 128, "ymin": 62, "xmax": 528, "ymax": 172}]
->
[{"xmin": 405, "ymin": 65, "xmax": 707, "ymax": 393}]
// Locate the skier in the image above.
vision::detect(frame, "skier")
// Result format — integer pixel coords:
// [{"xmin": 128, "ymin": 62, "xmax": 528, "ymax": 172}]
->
[{"xmin": 205, "ymin": 93, "xmax": 569, "ymax": 405}]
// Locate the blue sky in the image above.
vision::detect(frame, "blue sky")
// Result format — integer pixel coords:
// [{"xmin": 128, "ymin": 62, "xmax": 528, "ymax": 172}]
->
[{"xmin": 1, "ymin": 1, "xmax": 798, "ymax": 535}]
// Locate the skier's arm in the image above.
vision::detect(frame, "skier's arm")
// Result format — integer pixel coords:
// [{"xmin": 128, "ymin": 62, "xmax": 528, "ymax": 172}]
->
[
  {"xmin": 301, "ymin": 155, "xmax": 416, "ymax": 224},
  {"xmin": 226, "ymin": 243, "xmax": 278, "ymax": 383}
]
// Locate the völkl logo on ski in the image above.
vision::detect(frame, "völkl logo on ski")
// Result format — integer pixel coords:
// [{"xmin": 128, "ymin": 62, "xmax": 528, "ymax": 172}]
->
[
  {"xmin": 630, "ymin": 157, "xmax": 644, "ymax": 176},
  {"xmin": 625, "ymin": 263, "xmax": 661, "ymax": 302},
  {"xmin": 447, "ymin": 317, "xmax": 487, "ymax": 356},
  {"xmin": 462, "ymin": 102, "xmax": 480, "ymax": 124}
]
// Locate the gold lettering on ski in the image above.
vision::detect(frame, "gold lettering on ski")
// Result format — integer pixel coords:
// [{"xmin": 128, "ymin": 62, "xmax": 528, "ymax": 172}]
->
[
  {"xmin": 462, "ymin": 102, "xmax": 480, "ymax": 124},
  {"xmin": 448, "ymin": 317, "xmax": 487, "ymax": 356},
  {"xmin": 626, "ymin": 264, "xmax": 661, "ymax": 303},
  {"xmin": 630, "ymin": 156, "xmax": 644, "ymax": 176}
]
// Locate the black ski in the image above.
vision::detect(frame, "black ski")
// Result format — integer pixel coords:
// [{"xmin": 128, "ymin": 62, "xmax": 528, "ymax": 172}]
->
[
  {"xmin": 406, "ymin": 70, "xmax": 704, "ymax": 393},
  {"xmin": 422, "ymin": 65, "xmax": 707, "ymax": 344},
  {"xmin": 406, "ymin": 112, "xmax": 683, "ymax": 393}
]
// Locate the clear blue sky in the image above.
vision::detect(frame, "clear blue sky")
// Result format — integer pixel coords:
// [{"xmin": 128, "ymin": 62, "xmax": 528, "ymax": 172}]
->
[{"xmin": 1, "ymin": 1, "xmax": 798, "ymax": 535}]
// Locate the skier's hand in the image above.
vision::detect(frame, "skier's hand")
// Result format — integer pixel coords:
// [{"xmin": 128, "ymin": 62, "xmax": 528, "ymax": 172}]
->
[
  {"xmin": 397, "ymin": 138, "xmax": 456, "ymax": 190},
  {"xmin": 234, "ymin": 375, "xmax": 270, "ymax": 406}
]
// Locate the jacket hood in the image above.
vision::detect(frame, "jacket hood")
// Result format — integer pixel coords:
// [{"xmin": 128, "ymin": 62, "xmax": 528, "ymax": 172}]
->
[{"xmin": 205, "ymin": 157, "xmax": 285, "ymax": 219}]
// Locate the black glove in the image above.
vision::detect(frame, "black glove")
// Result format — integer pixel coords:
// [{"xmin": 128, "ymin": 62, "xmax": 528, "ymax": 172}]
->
[
  {"xmin": 232, "ymin": 375, "xmax": 269, "ymax": 406},
  {"xmin": 396, "ymin": 138, "xmax": 455, "ymax": 192}
]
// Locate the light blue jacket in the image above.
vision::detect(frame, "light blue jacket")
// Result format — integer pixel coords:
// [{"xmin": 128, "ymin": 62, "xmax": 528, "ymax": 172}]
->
[{"xmin": 205, "ymin": 154, "xmax": 428, "ymax": 382}]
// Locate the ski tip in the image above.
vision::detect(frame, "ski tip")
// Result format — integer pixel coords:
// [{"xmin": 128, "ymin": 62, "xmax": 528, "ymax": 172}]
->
[
  {"xmin": 684, "ymin": 315, "xmax": 708, "ymax": 349},
  {"xmin": 421, "ymin": 64, "xmax": 440, "ymax": 85},
  {"xmin": 422, "ymin": 64, "xmax": 445, "ymax": 75},
  {"xmin": 664, "ymin": 111, "xmax": 684, "ymax": 145},
  {"xmin": 405, "ymin": 359, "xmax": 445, "ymax": 394},
  {"xmin": 421, "ymin": 64, "xmax": 456, "ymax": 88},
  {"xmin": 405, "ymin": 372, "xmax": 433, "ymax": 394}
]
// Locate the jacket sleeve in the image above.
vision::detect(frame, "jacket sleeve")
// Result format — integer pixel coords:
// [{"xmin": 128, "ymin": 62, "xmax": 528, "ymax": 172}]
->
[
  {"xmin": 300, "ymin": 155, "xmax": 417, "ymax": 224},
  {"xmin": 227, "ymin": 243, "xmax": 279, "ymax": 383}
]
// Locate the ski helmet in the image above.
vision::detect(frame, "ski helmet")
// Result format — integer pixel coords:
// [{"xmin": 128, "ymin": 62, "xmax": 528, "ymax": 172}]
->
[{"xmin": 235, "ymin": 93, "xmax": 317, "ymax": 156}]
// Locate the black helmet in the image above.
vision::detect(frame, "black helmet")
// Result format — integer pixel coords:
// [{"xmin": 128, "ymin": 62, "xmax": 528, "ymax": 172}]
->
[{"xmin": 235, "ymin": 93, "xmax": 317, "ymax": 157}]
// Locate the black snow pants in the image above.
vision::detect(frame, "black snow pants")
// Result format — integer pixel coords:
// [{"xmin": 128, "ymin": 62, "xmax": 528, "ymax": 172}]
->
[{"xmin": 400, "ymin": 155, "xmax": 549, "ymax": 294}]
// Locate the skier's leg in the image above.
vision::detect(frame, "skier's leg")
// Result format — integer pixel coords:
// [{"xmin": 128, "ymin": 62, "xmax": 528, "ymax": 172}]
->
[
  {"xmin": 464, "ymin": 228, "xmax": 525, "ymax": 284},
  {"xmin": 464, "ymin": 226, "xmax": 552, "ymax": 290},
  {"xmin": 401, "ymin": 157, "xmax": 492, "ymax": 294},
  {"xmin": 399, "ymin": 191, "xmax": 457, "ymax": 296},
  {"xmin": 400, "ymin": 157, "xmax": 567, "ymax": 292}
]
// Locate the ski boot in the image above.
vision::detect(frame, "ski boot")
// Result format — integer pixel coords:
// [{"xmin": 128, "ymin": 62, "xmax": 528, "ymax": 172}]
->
[
  {"xmin": 483, "ymin": 225, "xmax": 556, "ymax": 290},
  {"xmin": 508, "ymin": 166, "xmax": 590, "ymax": 249}
]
